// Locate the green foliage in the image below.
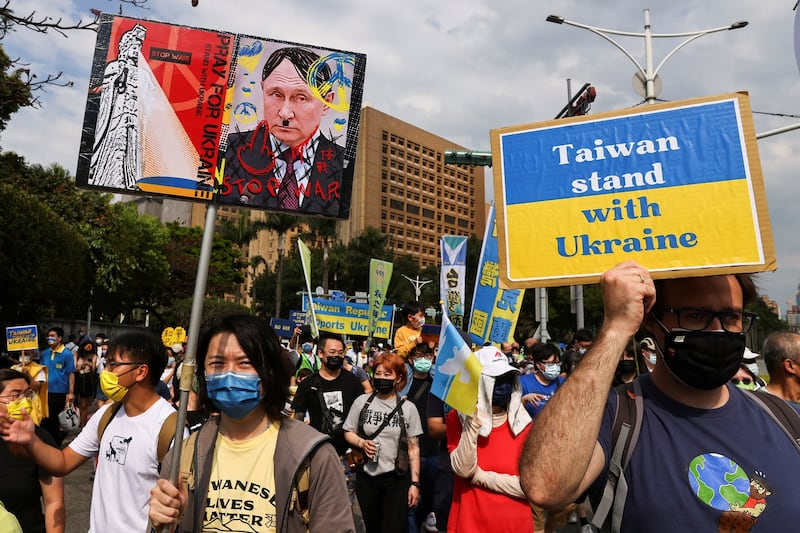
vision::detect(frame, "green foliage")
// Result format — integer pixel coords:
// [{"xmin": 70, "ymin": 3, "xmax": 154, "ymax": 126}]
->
[
  {"xmin": 0, "ymin": 45, "xmax": 33, "ymax": 132},
  {"xmin": 0, "ymin": 183, "xmax": 90, "ymax": 322},
  {"xmin": 747, "ymin": 297, "xmax": 789, "ymax": 350},
  {"xmin": 159, "ymin": 296, "xmax": 251, "ymax": 331},
  {"xmin": 163, "ymin": 223, "xmax": 246, "ymax": 299}
]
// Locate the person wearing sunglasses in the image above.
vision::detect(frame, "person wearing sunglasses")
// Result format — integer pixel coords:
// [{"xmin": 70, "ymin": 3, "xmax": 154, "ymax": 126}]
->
[
  {"xmin": 0, "ymin": 368, "xmax": 65, "ymax": 533},
  {"xmin": 521, "ymin": 261, "xmax": 800, "ymax": 532},
  {"xmin": 730, "ymin": 364, "xmax": 765, "ymax": 391}
]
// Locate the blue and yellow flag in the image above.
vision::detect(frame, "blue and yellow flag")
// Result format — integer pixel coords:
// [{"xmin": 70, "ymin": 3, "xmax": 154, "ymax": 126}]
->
[
  {"xmin": 468, "ymin": 204, "xmax": 525, "ymax": 345},
  {"xmin": 431, "ymin": 313, "xmax": 482, "ymax": 414}
]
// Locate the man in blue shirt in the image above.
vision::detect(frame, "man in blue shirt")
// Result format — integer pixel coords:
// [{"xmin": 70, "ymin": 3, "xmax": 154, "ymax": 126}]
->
[
  {"xmin": 520, "ymin": 343, "xmax": 565, "ymax": 419},
  {"xmin": 40, "ymin": 327, "xmax": 75, "ymax": 445},
  {"xmin": 521, "ymin": 261, "xmax": 800, "ymax": 532}
]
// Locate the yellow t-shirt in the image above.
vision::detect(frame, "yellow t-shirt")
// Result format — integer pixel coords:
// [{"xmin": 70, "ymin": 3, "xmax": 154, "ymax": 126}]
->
[
  {"xmin": 394, "ymin": 324, "xmax": 422, "ymax": 358},
  {"xmin": 204, "ymin": 420, "xmax": 281, "ymax": 532}
]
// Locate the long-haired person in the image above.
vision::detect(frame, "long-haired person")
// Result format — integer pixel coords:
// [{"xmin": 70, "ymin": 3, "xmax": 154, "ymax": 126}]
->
[{"xmin": 149, "ymin": 314, "xmax": 354, "ymax": 532}]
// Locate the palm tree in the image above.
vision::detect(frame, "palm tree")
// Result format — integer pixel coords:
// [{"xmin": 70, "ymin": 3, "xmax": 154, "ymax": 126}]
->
[
  {"xmin": 299, "ymin": 217, "xmax": 340, "ymax": 293},
  {"xmin": 263, "ymin": 213, "xmax": 301, "ymax": 318},
  {"xmin": 217, "ymin": 211, "xmax": 272, "ymax": 304},
  {"xmin": 249, "ymin": 255, "xmax": 266, "ymax": 314}
]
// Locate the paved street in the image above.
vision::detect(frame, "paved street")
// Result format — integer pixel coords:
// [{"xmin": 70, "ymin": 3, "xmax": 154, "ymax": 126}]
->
[{"xmin": 63, "ymin": 437, "xmax": 93, "ymax": 533}]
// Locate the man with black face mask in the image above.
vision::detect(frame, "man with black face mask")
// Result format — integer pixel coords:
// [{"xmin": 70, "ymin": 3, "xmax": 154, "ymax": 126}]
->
[
  {"xmin": 521, "ymin": 260, "xmax": 800, "ymax": 532},
  {"xmin": 291, "ymin": 333, "xmax": 363, "ymax": 505}
]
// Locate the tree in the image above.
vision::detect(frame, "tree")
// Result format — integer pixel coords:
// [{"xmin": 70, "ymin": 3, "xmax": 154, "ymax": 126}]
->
[
  {"xmin": 0, "ymin": 45, "xmax": 32, "ymax": 131},
  {"xmin": 162, "ymin": 223, "xmax": 246, "ymax": 302},
  {"xmin": 0, "ymin": 183, "xmax": 90, "ymax": 323},
  {"xmin": 85, "ymin": 202, "xmax": 170, "ymax": 322},
  {"xmin": 262, "ymin": 213, "xmax": 301, "ymax": 318},
  {"xmin": 298, "ymin": 216, "xmax": 340, "ymax": 293}
]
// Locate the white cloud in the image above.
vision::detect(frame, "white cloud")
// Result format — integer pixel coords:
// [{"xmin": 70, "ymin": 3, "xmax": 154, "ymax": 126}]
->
[{"xmin": 3, "ymin": 0, "xmax": 800, "ymax": 309}]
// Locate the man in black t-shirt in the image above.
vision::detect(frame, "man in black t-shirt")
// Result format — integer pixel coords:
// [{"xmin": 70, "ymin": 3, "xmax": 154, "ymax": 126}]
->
[{"xmin": 292, "ymin": 333, "xmax": 363, "ymax": 455}]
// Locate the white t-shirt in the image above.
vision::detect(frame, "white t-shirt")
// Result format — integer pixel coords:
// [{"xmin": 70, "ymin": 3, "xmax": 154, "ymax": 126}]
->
[{"xmin": 69, "ymin": 398, "xmax": 178, "ymax": 532}]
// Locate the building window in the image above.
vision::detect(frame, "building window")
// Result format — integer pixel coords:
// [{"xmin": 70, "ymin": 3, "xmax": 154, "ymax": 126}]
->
[
  {"xmin": 444, "ymin": 214, "xmax": 455, "ymax": 224},
  {"xmin": 390, "ymin": 199, "xmax": 404, "ymax": 210},
  {"xmin": 423, "ymin": 208, "xmax": 434, "ymax": 219},
  {"xmin": 407, "ymin": 204, "xmax": 420, "ymax": 215}
]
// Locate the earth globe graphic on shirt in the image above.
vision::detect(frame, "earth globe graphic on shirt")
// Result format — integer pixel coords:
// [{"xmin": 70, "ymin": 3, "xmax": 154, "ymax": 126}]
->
[{"xmin": 687, "ymin": 453, "xmax": 751, "ymax": 510}]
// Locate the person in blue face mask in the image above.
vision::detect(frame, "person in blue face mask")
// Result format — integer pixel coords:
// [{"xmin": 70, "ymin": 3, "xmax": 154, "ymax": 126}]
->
[
  {"xmin": 519, "ymin": 343, "xmax": 565, "ymax": 419},
  {"xmin": 149, "ymin": 314, "xmax": 355, "ymax": 533},
  {"xmin": 405, "ymin": 343, "xmax": 437, "ymax": 533}
]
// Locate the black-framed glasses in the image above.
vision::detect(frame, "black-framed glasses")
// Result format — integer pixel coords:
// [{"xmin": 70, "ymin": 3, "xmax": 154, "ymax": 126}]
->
[
  {"xmin": 106, "ymin": 361, "xmax": 145, "ymax": 370},
  {"xmin": 730, "ymin": 377, "xmax": 752, "ymax": 386},
  {"xmin": 664, "ymin": 307, "xmax": 756, "ymax": 334}
]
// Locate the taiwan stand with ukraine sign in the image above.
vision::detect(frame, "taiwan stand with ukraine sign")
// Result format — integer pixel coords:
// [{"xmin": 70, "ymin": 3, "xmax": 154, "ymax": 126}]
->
[{"xmin": 491, "ymin": 92, "xmax": 776, "ymax": 288}]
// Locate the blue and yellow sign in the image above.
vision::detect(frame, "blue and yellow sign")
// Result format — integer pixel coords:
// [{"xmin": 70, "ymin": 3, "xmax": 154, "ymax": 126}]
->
[
  {"xmin": 6, "ymin": 325, "xmax": 38, "ymax": 351},
  {"xmin": 304, "ymin": 297, "xmax": 394, "ymax": 338},
  {"xmin": 491, "ymin": 93, "xmax": 775, "ymax": 287}
]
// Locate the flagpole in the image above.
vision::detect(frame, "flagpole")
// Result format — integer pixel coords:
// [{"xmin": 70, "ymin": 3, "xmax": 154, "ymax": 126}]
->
[{"xmin": 159, "ymin": 202, "xmax": 217, "ymax": 533}]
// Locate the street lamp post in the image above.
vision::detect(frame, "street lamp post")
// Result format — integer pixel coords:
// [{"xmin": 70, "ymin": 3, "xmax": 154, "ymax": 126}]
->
[
  {"xmin": 402, "ymin": 274, "xmax": 433, "ymax": 301},
  {"xmin": 547, "ymin": 10, "xmax": 748, "ymax": 105}
]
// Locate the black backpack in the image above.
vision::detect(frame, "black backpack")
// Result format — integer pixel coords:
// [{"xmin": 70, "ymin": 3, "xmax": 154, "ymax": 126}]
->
[{"xmin": 591, "ymin": 382, "xmax": 800, "ymax": 532}]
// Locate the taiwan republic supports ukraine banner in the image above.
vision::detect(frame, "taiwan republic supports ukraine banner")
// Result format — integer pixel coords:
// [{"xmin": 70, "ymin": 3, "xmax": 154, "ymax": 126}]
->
[
  {"xmin": 440, "ymin": 236, "xmax": 467, "ymax": 328},
  {"xmin": 431, "ymin": 313, "xmax": 481, "ymax": 414},
  {"xmin": 468, "ymin": 204, "xmax": 525, "ymax": 346}
]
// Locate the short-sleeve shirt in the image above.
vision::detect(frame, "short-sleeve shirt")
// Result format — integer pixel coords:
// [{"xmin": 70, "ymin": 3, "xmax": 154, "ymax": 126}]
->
[
  {"xmin": 343, "ymin": 393, "xmax": 422, "ymax": 476},
  {"xmin": 41, "ymin": 345, "xmax": 75, "ymax": 393},
  {"xmin": 204, "ymin": 420, "xmax": 280, "ymax": 531},
  {"xmin": 519, "ymin": 373, "xmax": 564, "ymax": 418},
  {"xmin": 292, "ymin": 371, "xmax": 363, "ymax": 455},
  {"xmin": 69, "ymin": 398, "xmax": 179, "ymax": 532},
  {"xmin": 589, "ymin": 374, "xmax": 800, "ymax": 532}
]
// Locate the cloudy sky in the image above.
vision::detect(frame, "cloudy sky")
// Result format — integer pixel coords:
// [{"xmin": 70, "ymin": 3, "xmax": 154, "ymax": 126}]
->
[{"xmin": 3, "ymin": 0, "xmax": 800, "ymax": 312}]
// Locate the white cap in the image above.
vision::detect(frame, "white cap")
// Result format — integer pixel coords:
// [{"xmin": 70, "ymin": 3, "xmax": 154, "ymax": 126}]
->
[
  {"xmin": 742, "ymin": 347, "xmax": 759, "ymax": 362},
  {"xmin": 475, "ymin": 346, "xmax": 518, "ymax": 377}
]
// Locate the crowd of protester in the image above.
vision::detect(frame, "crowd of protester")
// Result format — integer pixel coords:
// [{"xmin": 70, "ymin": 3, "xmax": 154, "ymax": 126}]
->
[{"xmin": 2, "ymin": 269, "xmax": 800, "ymax": 533}]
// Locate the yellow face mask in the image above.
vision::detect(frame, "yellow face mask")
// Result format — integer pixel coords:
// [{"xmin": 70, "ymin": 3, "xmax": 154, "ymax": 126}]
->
[
  {"xmin": 99, "ymin": 370, "xmax": 130, "ymax": 403},
  {"xmin": 7, "ymin": 394, "xmax": 43, "ymax": 425}
]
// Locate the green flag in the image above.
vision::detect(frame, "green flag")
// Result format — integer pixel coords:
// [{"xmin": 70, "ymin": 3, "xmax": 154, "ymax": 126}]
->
[
  {"xmin": 297, "ymin": 239, "xmax": 319, "ymax": 339},
  {"xmin": 368, "ymin": 259, "xmax": 394, "ymax": 340}
]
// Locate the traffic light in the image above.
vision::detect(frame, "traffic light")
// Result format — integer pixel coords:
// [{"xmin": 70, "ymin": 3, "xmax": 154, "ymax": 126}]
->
[{"xmin": 443, "ymin": 150, "xmax": 493, "ymax": 167}]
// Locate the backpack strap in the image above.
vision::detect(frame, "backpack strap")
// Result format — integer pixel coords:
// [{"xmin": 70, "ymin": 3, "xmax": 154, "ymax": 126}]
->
[
  {"xmin": 591, "ymin": 380, "xmax": 643, "ymax": 533},
  {"xmin": 96, "ymin": 401, "xmax": 124, "ymax": 443},
  {"xmin": 179, "ymin": 430, "xmax": 200, "ymax": 492},
  {"xmin": 157, "ymin": 411, "xmax": 180, "ymax": 462},
  {"xmin": 356, "ymin": 392, "xmax": 379, "ymax": 438},
  {"xmin": 743, "ymin": 390, "xmax": 800, "ymax": 453},
  {"xmin": 290, "ymin": 456, "xmax": 312, "ymax": 528}
]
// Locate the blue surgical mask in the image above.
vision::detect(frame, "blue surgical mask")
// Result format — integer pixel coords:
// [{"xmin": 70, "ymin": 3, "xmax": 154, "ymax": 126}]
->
[
  {"xmin": 205, "ymin": 371, "xmax": 264, "ymax": 419},
  {"xmin": 302, "ymin": 343, "xmax": 313, "ymax": 354},
  {"xmin": 46, "ymin": 337, "xmax": 56, "ymax": 345},
  {"xmin": 542, "ymin": 363, "xmax": 561, "ymax": 381}
]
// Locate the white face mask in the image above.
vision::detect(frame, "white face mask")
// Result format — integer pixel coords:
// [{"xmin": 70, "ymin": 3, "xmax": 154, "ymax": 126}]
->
[
  {"xmin": 416, "ymin": 317, "xmax": 426, "ymax": 328},
  {"xmin": 648, "ymin": 353, "xmax": 658, "ymax": 366}
]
